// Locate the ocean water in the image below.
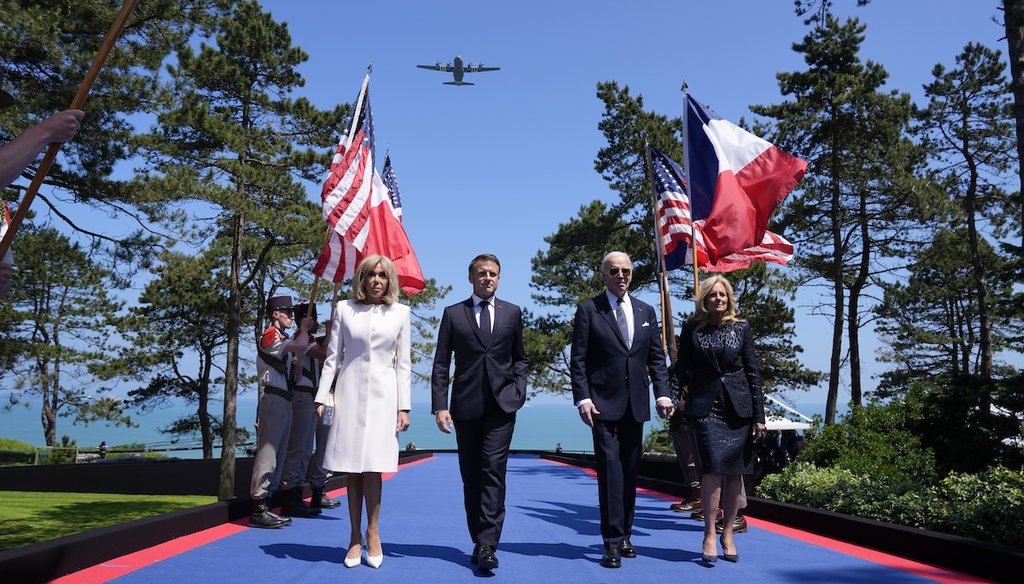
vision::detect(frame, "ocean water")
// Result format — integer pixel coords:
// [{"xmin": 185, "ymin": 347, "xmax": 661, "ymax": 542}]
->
[
  {"xmin": 0, "ymin": 391, "xmax": 830, "ymax": 458},
  {"xmin": 0, "ymin": 395, "xmax": 601, "ymax": 457}
]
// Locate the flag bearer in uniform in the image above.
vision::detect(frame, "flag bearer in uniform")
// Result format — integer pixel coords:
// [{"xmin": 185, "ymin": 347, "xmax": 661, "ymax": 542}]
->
[
  {"xmin": 249, "ymin": 294, "xmax": 318, "ymax": 529},
  {"xmin": 306, "ymin": 307, "xmax": 341, "ymax": 510},
  {"xmin": 278, "ymin": 303, "xmax": 329, "ymax": 517}
]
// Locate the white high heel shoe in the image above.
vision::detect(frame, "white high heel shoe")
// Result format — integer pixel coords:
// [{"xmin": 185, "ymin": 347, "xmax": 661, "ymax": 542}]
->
[
  {"xmin": 366, "ymin": 530, "xmax": 383, "ymax": 568},
  {"xmin": 343, "ymin": 541, "xmax": 362, "ymax": 568}
]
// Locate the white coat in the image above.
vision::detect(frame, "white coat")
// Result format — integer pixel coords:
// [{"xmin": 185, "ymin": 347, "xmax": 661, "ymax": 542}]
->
[{"xmin": 314, "ymin": 299, "xmax": 412, "ymax": 473}]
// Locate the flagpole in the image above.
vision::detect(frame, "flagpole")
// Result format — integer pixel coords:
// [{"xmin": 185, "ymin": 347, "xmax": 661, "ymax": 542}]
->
[
  {"xmin": 680, "ymin": 82, "xmax": 700, "ymax": 303},
  {"xmin": 642, "ymin": 137, "xmax": 676, "ymax": 357},
  {"xmin": 0, "ymin": 0, "xmax": 139, "ymax": 260},
  {"xmin": 308, "ymin": 67, "xmax": 372, "ymax": 313}
]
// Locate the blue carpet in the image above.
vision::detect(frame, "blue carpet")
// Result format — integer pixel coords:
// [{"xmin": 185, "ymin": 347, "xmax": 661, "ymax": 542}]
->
[{"xmin": 104, "ymin": 454, "xmax": 954, "ymax": 583}]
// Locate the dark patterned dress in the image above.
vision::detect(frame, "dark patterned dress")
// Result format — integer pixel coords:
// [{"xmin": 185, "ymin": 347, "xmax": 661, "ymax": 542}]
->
[{"xmin": 689, "ymin": 324, "xmax": 754, "ymax": 475}]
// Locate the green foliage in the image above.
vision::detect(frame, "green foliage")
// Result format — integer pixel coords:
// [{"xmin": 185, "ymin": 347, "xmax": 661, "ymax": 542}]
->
[
  {"xmin": 798, "ymin": 401, "xmax": 938, "ymax": 485},
  {"xmin": 642, "ymin": 418, "xmax": 674, "ymax": 455},
  {"xmin": 0, "ymin": 438, "xmax": 34, "ymax": 451},
  {"xmin": 902, "ymin": 375, "xmax": 1024, "ymax": 474},
  {"xmin": 758, "ymin": 463, "xmax": 1024, "ymax": 547}
]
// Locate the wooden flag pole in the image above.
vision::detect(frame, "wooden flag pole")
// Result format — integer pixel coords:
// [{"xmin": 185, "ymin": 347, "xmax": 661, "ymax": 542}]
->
[
  {"xmin": 642, "ymin": 137, "xmax": 676, "ymax": 358},
  {"xmin": 0, "ymin": 0, "xmax": 139, "ymax": 260},
  {"xmin": 307, "ymin": 68, "xmax": 371, "ymax": 315},
  {"xmin": 679, "ymin": 83, "xmax": 701, "ymax": 303}
]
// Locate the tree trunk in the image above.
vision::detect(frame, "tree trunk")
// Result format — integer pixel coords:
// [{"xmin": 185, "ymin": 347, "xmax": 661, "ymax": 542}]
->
[
  {"xmin": 847, "ymin": 190, "xmax": 871, "ymax": 408},
  {"xmin": 966, "ymin": 177, "xmax": 993, "ymax": 389},
  {"xmin": 826, "ymin": 156, "xmax": 844, "ymax": 425},
  {"xmin": 1003, "ymin": 0, "xmax": 1024, "ymax": 250},
  {"xmin": 199, "ymin": 351, "xmax": 212, "ymax": 459},
  {"xmin": 218, "ymin": 211, "xmax": 245, "ymax": 500}
]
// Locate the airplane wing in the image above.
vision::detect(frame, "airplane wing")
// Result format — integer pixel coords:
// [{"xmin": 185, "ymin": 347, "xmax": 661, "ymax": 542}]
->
[
  {"xmin": 465, "ymin": 65, "xmax": 500, "ymax": 73},
  {"xmin": 417, "ymin": 63, "xmax": 453, "ymax": 72}
]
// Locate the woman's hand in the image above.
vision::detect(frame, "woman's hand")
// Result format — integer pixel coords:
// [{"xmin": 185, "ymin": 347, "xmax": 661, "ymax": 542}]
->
[
  {"xmin": 752, "ymin": 422, "xmax": 767, "ymax": 442},
  {"xmin": 396, "ymin": 410, "xmax": 410, "ymax": 432},
  {"xmin": 316, "ymin": 403, "xmax": 324, "ymax": 419}
]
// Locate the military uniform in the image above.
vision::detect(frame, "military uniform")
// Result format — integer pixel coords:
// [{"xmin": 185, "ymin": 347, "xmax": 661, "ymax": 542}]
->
[
  {"xmin": 249, "ymin": 295, "xmax": 297, "ymax": 529},
  {"xmin": 279, "ymin": 303, "xmax": 326, "ymax": 516}
]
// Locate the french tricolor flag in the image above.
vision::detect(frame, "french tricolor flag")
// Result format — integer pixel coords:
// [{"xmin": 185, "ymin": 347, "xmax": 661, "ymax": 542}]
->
[{"xmin": 685, "ymin": 94, "xmax": 806, "ymax": 265}]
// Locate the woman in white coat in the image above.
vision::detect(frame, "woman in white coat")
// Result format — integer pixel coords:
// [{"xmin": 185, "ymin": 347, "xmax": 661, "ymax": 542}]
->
[{"xmin": 315, "ymin": 255, "xmax": 411, "ymax": 568}]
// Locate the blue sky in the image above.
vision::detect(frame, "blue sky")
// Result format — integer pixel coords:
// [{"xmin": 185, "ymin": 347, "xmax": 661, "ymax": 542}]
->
[{"xmin": 15, "ymin": 1, "xmax": 1014, "ymax": 421}]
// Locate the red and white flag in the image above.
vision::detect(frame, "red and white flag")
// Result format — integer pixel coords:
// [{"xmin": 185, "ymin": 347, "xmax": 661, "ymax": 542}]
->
[
  {"xmin": 0, "ymin": 202, "xmax": 13, "ymax": 265},
  {"xmin": 684, "ymin": 94, "xmax": 806, "ymax": 267}
]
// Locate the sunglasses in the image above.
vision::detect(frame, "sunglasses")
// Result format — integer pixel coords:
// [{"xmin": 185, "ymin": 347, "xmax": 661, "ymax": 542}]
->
[{"xmin": 607, "ymin": 268, "xmax": 632, "ymax": 276}]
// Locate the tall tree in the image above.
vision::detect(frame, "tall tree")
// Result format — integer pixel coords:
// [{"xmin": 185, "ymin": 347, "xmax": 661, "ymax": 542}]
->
[
  {"xmin": 136, "ymin": 0, "xmax": 346, "ymax": 499},
  {"xmin": 0, "ymin": 226, "xmax": 129, "ymax": 445},
  {"xmin": 914, "ymin": 42, "xmax": 1015, "ymax": 390},
  {"xmin": 752, "ymin": 17, "xmax": 929, "ymax": 422}
]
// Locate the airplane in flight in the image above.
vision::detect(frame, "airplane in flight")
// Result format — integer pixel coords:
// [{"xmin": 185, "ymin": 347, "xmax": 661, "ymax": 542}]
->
[{"xmin": 417, "ymin": 55, "xmax": 500, "ymax": 86}]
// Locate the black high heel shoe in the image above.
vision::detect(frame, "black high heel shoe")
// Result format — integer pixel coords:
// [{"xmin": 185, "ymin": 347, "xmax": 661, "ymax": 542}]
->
[
  {"xmin": 701, "ymin": 536, "xmax": 718, "ymax": 565},
  {"xmin": 720, "ymin": 535, "xmax": 738, "ymax": 563}
]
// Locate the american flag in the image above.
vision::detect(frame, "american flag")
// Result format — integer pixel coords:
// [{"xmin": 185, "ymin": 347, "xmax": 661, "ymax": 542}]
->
[
  {"xmin": 381, "ymin": 154, "xmax": 402, "ymax": 221},
  {"xmin": 313, "ymin": 231, "xmax": 356, "ymax": 283},
  {"xmin": 649, "ymin": 145, "xmax": 793, "ymax": 272},
  {"xmin": 321, "ymin": 79, "xmax": 376, "ymax": 249}
]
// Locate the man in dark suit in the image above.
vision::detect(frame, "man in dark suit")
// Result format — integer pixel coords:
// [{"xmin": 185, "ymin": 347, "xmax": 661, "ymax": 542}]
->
[
  {"xmin": 432, "ymin": 253, "xmax": 528, "ymax": 572},
  {"xmin": 570, "ymin": 251, "xmax": 673, "ymax": 568}
]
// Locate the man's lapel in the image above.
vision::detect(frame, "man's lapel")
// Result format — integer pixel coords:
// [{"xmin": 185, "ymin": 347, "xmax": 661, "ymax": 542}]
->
[
  {"xmin": 597, "ymin": 294, "xmax": 629, "ymax": 349},
  {"xmin": 462, "ymin": 298, "xmax": 487, "ymax": 347}
]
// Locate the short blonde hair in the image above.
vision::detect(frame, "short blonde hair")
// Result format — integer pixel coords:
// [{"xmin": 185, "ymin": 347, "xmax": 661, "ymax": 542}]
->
[
  {"xmin": 353, "ymin": 255, "xmax": 399, "ymax": 305},
  {"xmin": 689, "ymin": 275, "xmax": 742, "ymax": 328}
]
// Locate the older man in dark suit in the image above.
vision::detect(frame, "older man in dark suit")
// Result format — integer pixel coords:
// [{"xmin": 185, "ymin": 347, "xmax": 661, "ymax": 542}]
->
[
  {"xmin": 432, "ymin": 253, "xmax": 528, "ymax": 572},
  {"xmin": 570, "ymin": 251, "xmax": 673, "ymax": 568}
]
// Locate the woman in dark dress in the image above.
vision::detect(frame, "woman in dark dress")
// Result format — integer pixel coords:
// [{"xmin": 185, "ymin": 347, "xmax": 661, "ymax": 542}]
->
[{"xmin": 674, "ymin": 275, "xmax": 766, "ymax": 564}]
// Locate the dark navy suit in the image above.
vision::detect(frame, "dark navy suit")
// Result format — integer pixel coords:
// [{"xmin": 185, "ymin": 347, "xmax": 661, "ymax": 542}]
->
[
  {"xmin": 570, "ymin": 292, "xmax": 670, "ymax": 545},
  {"xmin": 432, "ymin": 297, "xmax": 528, "ymax": 548}
]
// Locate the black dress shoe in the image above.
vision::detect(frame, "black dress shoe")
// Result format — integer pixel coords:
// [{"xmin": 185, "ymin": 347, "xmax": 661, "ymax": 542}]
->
[
  {"xmin": 477, "ymin": 545, "xmax": 498, "ymax": 570},
  {"xmin": 600, "ymin": 543, "xmax": 621, "ymax": 568},
  {"xmin": 619, "ymin": 538, "xmax": 637, "ymax": 558},
  {"xmin": 470, "ymin": 543, "xmax": 482, "ymax": 565},
  {"xmin": 715, "ymin": 515, "xmax": 748, "ymax": 533}
]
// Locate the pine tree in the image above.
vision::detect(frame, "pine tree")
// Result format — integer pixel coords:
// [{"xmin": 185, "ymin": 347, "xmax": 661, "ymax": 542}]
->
[
  {"xmin": 135, "ymin": 0, "xmax": 346, "ymax": 499},
  {"xmin": 752, "ymin": 17, "xmax": 930, "ymax": 422}
]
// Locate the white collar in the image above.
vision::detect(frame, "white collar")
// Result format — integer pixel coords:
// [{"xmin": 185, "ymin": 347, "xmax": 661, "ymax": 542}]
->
[{"xmin": 605, "ymin": 290, "xmax": 630, "ymax": 308}]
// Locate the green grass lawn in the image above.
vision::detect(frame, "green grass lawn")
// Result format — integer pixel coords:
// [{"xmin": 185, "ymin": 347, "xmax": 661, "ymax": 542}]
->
[{"xmin": 0, "ymin": 491, "xmax": 217, "ymax": 551}]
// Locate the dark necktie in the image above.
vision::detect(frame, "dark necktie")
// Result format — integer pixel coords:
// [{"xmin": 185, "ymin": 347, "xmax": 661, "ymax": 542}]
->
[
  {"xmin": 616, "ymin": 297, "xmax": 631, "ymax": 346},
  {"xmin": 479, "ymin": 300, "xmax": 492, "ymax": 344}
]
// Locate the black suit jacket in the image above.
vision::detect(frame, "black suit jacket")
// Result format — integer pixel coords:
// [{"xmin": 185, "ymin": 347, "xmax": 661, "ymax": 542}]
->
[
  {"xmin": 431, "ymin": 297, "xmax": 528, "ymax": 420},
  {"xmin": 674, "ymin": 320, "xmax": 765, "ymax": 423},
  {"xmin": 569, "ymin": 293, "xmax": 670, "ymax": 422}
]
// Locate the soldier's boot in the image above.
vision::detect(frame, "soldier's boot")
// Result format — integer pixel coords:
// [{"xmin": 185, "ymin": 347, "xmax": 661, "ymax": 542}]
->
[
  {"xmin": 310, "ymin": 485, "xmax": 341, "ymax": 509},
  {"xmin": 281, "ymin": 487, "xmax": 321, "ymax": 517},
  {"xmin": 249, "ymin": 499, "xmax": 288, "ymax": 529}
]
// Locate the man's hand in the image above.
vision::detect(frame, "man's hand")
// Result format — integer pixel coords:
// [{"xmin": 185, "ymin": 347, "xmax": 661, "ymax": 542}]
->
[
  {"xmin": 578, "ymin": 402, "xmax": 600, "ymax": 428},
  {"xmin": 656, "ymin": 398, "xmax": 675, "ymax": 420},
  {"xmin": 435, "ymin": 410, "xmax": 454, "ymax": 434}
]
